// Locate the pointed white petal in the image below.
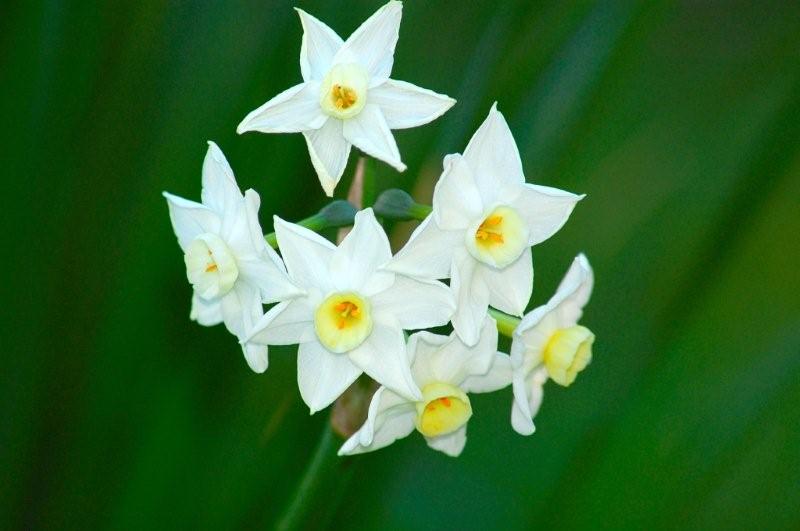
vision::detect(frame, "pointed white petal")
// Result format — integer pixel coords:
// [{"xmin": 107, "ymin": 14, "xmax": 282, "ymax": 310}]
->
[
  {"xmin": 220, "ymin": 283, "xmax": 269, "ymax": 373},
  {"xmin": 481, "ymin": 249, "xmax": 532, "ymax": 317},
  {"xmin": 237, "ymin": 82, "xmax": 327, "ymax": 134},
  {"xmin": 233, "ymin": 191, "xmax": 302, "ymax": 302},
  {"xmin": 238, "ymin": 256, "xmax": 302, "ymax": 303},
  {"xmin": 331, "ymin": 208, "xmax": 393, "ymax": 293},
  {"xmin": 463, "ymin": 103, "xmax": 525, "ymax": 200},
  {"xmin": 334, "ymin": 0, "xmax": 402, "ymax": 83},
  {"xmin": 201, "ymin": 142, "xmax": 242, "ymax": 219},
  {"xmin": 432, "ymin": 154, "xmax": 483, "ymax": 230},
  {"xmin": 511, "ymin": 366, "xmax": 547, "ymax": 435},
  {"xmin": 298, "ymin": 341, "xmax": 362, "ymax": 414},
  {"xmin": 338, "ymin": 387, "xmax": 416, "ymax": 455},
  {"xmin": 425, "ymin": 425, "xmax": 467, "ymax": 457},
  {"xmin": 371, "ymin": 275, "xmax": 454, "ymax": 331},
  {"xmin": 553, "ymin": 253, "xmax": 594, "ymax": 327},
  {"xmin": 190, "ymin": 293, "xmax": 223, "ymax": 326},
  {"xmin": 369, "ymin": 79, "xmax": 455, "ymax": 129},
  {"xmin": 273, "ymin": 216, "xmax": 336, "ymax": 292},
  {"xmin": 296, "ymin": 8, "xmax": 343, "ymax": 81},
  {"xmin": 382, "ymin": 215, "xmax": 461, "ymax": 280},
  {"xmin": 163, "ymin": 192, "xmax": 221, "ymax": 250},
  {"xmin": 515, "ymin": 253, "xmax": 593, "ymax": 338},
  {"xmin": 407, "ymin": 331, "xmax": 451, "ymax": 388},
  {"xmin": 348, "ymin": 317, "xmax": 421, "ymax": 401},
  {"xmin": 245, "ymin": 298, "xmax": 316, "ymax": 346},
  {"xmin": 450, "ymin": 251, "xmax": 489, "ymax": 347},
  {"xmin": 462, "ymin": 351, "xmax": 513, "ymax": 393},
  {"xmin": 303, "ymin": 118, "xmax": 351, "ymax": 197},
  {"xmin": 431, "ymin": 317, "xmax": 498, "ymax": 385},
  {"xmin": 509, "ymin": 183, "xmax": 583, "ymax": 245},
  {"xmin": 342, "ymin": 104, "xmax": 406, "ymax": 172}
]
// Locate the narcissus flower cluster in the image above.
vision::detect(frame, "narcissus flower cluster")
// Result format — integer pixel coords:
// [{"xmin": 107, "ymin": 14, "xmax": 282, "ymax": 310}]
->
[{"xmin": 164, "ymin": 1, "xmax": 596, "ymax": 457}]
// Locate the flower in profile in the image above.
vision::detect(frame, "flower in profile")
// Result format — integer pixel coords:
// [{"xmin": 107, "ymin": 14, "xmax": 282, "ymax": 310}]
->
[
  {"xmin": 163, "ymin": 142, "xmax": 301, "ymax": 373},
  {"xmin": 244, "ymin": 208, "xmax": 455, "ymax": 413},
  {"xmin": 237, "ymin": 1, "xmax": 455, "ymax": 196},
  {"xmin": 510, "ymin": 254, "xmax": 594, "ymax": 436},
  {"xmin": 384, "ymin": 104, "xmax": 583, "ymax": 346},
  {"xmin": 339, "ymin": 317, "xmax": 511, "ymax": 457}
]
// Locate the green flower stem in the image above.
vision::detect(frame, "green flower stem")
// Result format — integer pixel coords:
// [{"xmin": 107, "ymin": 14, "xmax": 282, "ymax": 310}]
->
[
  {"xmin": 264, "ymin": 200, "xmax": 357, "ymax": 248},
  {"xmin": 275, "ymin": 424, "xmax": 342, "ymax": 531},
  {"xmin": 489, "ymin": 308, "xmax": 521, "ymax": 338}
]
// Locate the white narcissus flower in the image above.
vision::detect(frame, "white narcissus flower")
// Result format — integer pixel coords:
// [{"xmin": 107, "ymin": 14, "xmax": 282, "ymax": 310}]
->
[
  {"xmin": 510, "ymin": 254, "xmax": 594, "ymax": 436},
  {"xmin": 163, "ymin": 142, "xmax": 301, "ymax": 373},
  {"xmin": 237, "ymin": 1, "xmax": 455, "ymax": 197},
  {"xmin": 339, "ymin": 317, "xmax": 511, "ymax": 457},
  {"xmin": 384, "ymin": 103, "xmax": 584, "ymax": 346},
  {"xmin": 244, "ymin": 208, "xmax": 455, "ymax": 414}
]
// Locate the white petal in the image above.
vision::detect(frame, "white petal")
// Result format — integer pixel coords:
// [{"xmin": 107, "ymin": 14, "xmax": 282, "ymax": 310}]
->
[
  {"xmin": 481, "ymin": 249, "xmax": 532, "ymax": 317},
  {"xmin": 303, "ymin": 118, "xmax": 351, "ymax": 197},
  {"xmin": 371, "ymin": 275, "xmax": 454, "ymax": 331},
  {"xmin": 331, "ymin": 208, "xmax": 393, "ymax": 293},
  {"xmin": 244, "ymin": 298, "xmax": 317, "ymax": 346},
  {"xmin": 163, "ymin": 192, "xmax": 221, "ymax": 250},
  {"xmin": 334, "ymin": 0, "xmax": 402, "ymax": 83},
  {"xmin": 348, "ymin": 317, "xmax": 421, "ymax": 401},
  {"xmin": 201, "ymin": 142, "xmax": 243, "ymax": 219},
  {"xmin": 273, "ymin": 216, "xmax": 336, "ymax": 292},
  {"xmin": 190, "ymin": 293, "xmax": 223, "ymax": 326},
  {"xmin": 298, "ymin": 341, "xmax": 362, "ymax": 414},
  {"xmin": 242, "ymin": 342, "xmax": 269, "ymax": 374},
  {"xmin": 369, "ymin": 79, "xmax": 455, "ymax": 129},
  {"xmin": 425, "ymin": 425, "xmax": 467, "ymax": 457},
  {"xmin": 463, "ymin": 103, "xmax": 525, "ymax": 200},
  {"xmin": 296, "ymin": 8, "xmax": 343, "ymax": 81},
  {"xmin": 342, "ymin": 104, "xmax": 405, "ymax": 172},
  {"xmin": 221, "ymin": 283, "xmax": 269, "ymax": 373},
  {"xmin": 432, "ymin": 154, "xmax": 483, "ymax": 230},
  {"xmin": 553, "ymin": 253, "xmax": 594, "ymax": 327},
  {"xmin": 462, "ymin": 351, "xmax": 512, "ymax": 393},
  {"xmin": 509, "ymin": 183, "xmax": 583, "ymax": 245},
  {"xmin": 237, "ymin": 82, "xmax": 327, "ymax": 134},
  {"xmin": 382, "ymin": 214, "xmax": 461, "ymax": 280},
  {"xmin": 234, "ymin": 192, "xmax": 302, "ymax": 302},
  {"xmin": 429, "ymin": 317, "xmax": 497, "ymax": 385},
  {"xmin": 450, "ymin": 251, "xmax": 489, "ymax": 347},
  {"xmin": 407, "ymin": 331, "xmax": 451, "ymax": 388},
  {"xmin": 511, "ymin": 367, "xmax": 547, "ymax": 436},
  {"xmin": 515, "ymin": 254, "xmax": 593, "ymax": 340},
  {"xmin": 338, "ymin": 387, "xmax": 417, "ymax": 455}
]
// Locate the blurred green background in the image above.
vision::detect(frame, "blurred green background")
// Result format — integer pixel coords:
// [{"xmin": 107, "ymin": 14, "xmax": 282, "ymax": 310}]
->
[{"xmin": 4, "ymin": 0, "xmax": 800, "ymax": 529}]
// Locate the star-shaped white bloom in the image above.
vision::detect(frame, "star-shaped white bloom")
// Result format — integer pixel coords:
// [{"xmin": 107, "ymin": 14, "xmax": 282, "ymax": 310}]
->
[
  {"xmin": 244, "ymin": 208, "xmax": 455, "ymax": 413},
  {"xmin": 510, "ymin": 254, "xmax": 594, "ymax": 436},
  {"xmin": 384, "ymin": 103, "xmax": 584, "ymax": 346},
  {"xmin": 237, "ymin": 1, "xmax": 456, "ymax": 197},
  {"xmin": 339, "ymin": 317, "xmax": 511, "ymax": 457},
  {"xmin": 163, "ymin": 142, "xmax": 301, "ymax": 373}
]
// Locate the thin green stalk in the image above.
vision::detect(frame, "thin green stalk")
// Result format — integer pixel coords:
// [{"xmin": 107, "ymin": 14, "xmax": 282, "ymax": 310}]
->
[
  {"xmin": 489, "ymin": 308, "xmax": 521, "ymax": 337},
  {"xmin": 275, "ymin": 425, "xmax": 340, "ymax": 531}
]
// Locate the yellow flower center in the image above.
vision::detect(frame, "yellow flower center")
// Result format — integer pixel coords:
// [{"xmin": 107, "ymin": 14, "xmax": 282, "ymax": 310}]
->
[
  {"xmin": 414, "ymin": 382, "xmax": 472, "ymax": 437},
  {"xmin": 331, "ymin": 84, "xmax": 358, "ymax": 110},
  {"xmin": 314, "ymin": 292, "xmax": 372, "ymax": 353},
  {"xmin": 184, "ymin": 233, "xmax": 239, "ymax": 300},
  {"xmin": 466, "ymin": 205, "xmax": 529, "ymax": 268},
  {"xmin": 319, "ymin": 63, "xmax": 369, "ymax": 120},
  {"xmin": 543, "ymin": 325, "xmax": 594, "ymax": 387}
]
